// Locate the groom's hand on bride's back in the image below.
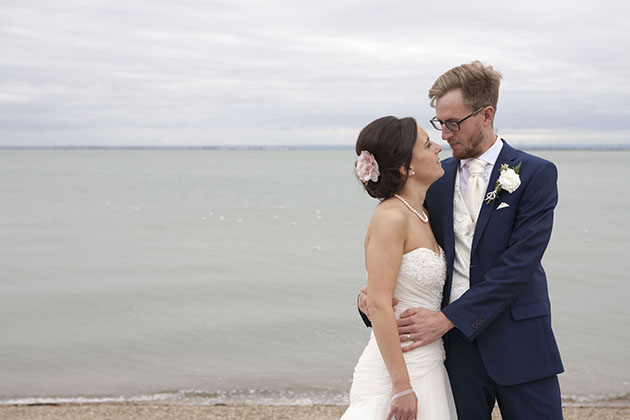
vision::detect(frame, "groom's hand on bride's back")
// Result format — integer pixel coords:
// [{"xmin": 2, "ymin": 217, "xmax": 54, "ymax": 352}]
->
[
  {"xmin": 357, "ymin": 285, "xmax": 398, "ymax": 322},
  {"xmin": 397, "ymin": 308, "xmax": 455, "ymax": 352}
]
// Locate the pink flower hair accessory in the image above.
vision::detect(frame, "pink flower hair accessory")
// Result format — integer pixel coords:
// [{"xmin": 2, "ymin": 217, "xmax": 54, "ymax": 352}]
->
[{"xmin": 355, "ymin": 150, "xmax": 380, "ymax": 184}]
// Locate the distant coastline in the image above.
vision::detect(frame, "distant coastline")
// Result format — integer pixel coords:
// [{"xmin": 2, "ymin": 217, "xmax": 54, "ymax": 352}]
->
[{"xmin": 2, "ymin": 144, "xmax": 630, "ymax": 151}]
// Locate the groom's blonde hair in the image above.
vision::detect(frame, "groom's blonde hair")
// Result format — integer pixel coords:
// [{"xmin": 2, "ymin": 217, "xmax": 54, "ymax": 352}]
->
[{"xmin": 429, "ymin": 61, "xmax": 502, "ymax": 112}]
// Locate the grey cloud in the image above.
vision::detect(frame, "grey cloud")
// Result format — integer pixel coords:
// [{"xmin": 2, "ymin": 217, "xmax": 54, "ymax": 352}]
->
[{"xmin": 1, "ymin": 0, "xmax": 629, "ymax": 146}]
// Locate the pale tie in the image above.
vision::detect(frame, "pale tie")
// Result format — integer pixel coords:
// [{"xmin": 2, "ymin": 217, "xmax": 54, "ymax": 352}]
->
[{"xmin": 464, "ymin": 159, "xmax": 488, "ymax": 223}]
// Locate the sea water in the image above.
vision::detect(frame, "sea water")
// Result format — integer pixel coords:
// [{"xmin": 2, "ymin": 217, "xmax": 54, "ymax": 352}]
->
[{"xmin": 0, "ymin": 149, "xmax": 628, "ymax": 405}]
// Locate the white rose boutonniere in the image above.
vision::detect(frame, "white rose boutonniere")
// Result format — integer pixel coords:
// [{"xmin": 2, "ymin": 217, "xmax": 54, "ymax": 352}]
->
[{"xmin": 485, "ymin": 161, "xmax": 522, "ymax": 205}]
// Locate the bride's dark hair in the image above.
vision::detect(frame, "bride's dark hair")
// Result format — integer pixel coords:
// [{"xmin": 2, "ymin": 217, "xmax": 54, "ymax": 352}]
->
[{"xmin": 355, "ymin": 116, "xmax": 417, "ymax": 200}]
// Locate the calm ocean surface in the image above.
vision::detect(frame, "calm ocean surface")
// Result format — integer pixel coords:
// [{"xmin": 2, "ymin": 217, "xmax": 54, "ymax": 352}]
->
[{"xmin": 1, "ymin": 149, "xmax": 628, "ymax": 405}]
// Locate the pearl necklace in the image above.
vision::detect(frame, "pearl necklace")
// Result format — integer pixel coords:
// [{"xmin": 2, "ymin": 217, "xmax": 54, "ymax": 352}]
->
[{"xmin": 394, "ymin": 194, "xmax": 429, "ymax": 223}]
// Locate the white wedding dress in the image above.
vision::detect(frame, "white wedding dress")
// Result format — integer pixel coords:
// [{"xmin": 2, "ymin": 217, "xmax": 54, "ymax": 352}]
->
[{"xmin": 341, "ymin": 247, "xmax": 458, "ymax": 420}]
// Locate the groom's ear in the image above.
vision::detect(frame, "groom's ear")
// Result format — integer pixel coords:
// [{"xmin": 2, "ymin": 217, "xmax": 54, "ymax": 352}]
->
[{"xmin": 482, "ymin": 106, "xmax": 495, "ymax": 127}]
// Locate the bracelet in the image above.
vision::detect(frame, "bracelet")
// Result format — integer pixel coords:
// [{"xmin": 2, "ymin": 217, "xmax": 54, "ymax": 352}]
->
[{"xmin": 391, "ymin": 388, "xmax": 415, "ymax": 403}]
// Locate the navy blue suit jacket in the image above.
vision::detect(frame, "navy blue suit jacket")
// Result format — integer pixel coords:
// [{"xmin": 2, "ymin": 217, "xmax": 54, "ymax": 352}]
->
[{"xmin": 427, "ymin": 139, "xmax": 564, "ymax": 386}]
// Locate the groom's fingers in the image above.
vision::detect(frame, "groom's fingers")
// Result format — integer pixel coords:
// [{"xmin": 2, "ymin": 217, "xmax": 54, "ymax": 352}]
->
[
  {"xmin": 399, "ymin": 307, "xmax": 422, "ymax": 318},
  {"xmin": 401, "ymin": 340, "xmax": 424, "ymax": 353},
  {"xmin": 398, "ymin": 322, "xmax": 413, "ymax": 332},
  {"xmin": 397, "ymin": 316, "xmax": 413, "ymax": 326}
]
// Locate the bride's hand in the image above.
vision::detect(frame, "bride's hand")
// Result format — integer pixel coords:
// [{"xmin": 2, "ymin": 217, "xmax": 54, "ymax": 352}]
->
[
  {"xmin": 386, "ymin": 390, "xmax": 417, "ymax": 420},
  {"xmin": 358, "ymin": 285, "xmax": 398, "ymax": 321},
  {"xmin": 358, "ymin": 286, "xmax": 370, "ymax": 319}
]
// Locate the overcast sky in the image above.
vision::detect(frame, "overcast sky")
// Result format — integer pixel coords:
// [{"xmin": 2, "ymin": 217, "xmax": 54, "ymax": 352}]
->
[{"xmin": 1, "ymin": 0, "xmax": 629, "ymax": 147}]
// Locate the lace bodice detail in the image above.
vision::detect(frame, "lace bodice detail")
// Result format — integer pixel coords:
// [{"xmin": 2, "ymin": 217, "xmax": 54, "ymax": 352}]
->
[{"xmin": 394, "ymin": 247, "xmax": 446, "ymax": 315}]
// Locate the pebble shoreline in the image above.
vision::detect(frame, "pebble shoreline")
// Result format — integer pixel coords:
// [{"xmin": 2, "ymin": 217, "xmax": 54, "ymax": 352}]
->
[{"xmin": 1, "ymin": 404, "xmax": 629, "ymax": 420}]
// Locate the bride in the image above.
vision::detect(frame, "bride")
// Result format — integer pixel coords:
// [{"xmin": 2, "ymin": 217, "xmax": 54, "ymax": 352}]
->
[{"xmin": 341, "ymin": 116, "xmax": 457, "ymax": 420}]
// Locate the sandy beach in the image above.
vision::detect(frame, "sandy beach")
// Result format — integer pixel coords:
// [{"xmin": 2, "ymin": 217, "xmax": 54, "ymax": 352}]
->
[{"xmin": 1, "ymin": 403, "xmax": 629, "ymax": 420}]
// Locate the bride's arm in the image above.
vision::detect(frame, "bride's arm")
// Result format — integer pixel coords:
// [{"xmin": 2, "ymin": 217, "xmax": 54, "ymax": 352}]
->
[{"xmin": 365, "ymin": 209, "xmax": 417, "ymax": 419}]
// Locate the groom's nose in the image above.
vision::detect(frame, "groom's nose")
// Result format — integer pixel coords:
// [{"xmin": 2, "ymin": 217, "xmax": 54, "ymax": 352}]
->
[{"xmin": 441, "ymin": 126, "xmax": 455, "ymax": 141}]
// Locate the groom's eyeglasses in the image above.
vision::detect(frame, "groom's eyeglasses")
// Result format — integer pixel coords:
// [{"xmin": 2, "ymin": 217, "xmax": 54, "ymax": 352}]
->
[{"xmin": 429, "ymin": 107, "xmax": 485, "ymax": 132}]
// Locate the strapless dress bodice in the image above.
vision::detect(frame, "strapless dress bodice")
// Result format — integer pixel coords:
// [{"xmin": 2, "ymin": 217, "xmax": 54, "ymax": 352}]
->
[{"xmin": 394, "ymin": 247, "xmax": 446, "ymax": 316}]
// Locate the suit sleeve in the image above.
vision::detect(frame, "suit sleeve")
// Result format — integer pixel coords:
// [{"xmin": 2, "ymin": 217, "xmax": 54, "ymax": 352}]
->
[
  {"xmin": 359, "ymin": 305, "xmax": 372, "ymax": 327},
  {"xmin": 442, "ymin": 160, "xmax": 558, "ymax": 341},
  {"xmin": 358, "ymin": 293, "xmax": 372, "ymax": 327}
]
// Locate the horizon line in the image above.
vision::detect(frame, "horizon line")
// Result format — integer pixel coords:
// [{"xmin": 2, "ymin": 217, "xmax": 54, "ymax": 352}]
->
[{"xmin": 1, "ymin": 144, "xmax": 630, "ymax": 151}]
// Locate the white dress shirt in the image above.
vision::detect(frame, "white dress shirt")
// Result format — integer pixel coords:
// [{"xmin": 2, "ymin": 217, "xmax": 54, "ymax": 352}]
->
[
  {"xmin": 449, "ymin": 135, "xmax": 503, "ymax": 304},
  {"xmin": 458, "ymin": 135, "xmax": 503, "ymax": 198}
]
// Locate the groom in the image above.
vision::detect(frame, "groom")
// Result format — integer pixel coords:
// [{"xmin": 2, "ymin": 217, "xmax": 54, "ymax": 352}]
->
[{"xmin": 358, "ymin": 61, "xmax": 563, "ymax": 420}]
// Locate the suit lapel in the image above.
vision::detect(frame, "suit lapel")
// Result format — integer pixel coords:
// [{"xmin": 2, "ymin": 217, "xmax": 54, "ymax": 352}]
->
[
  {"xmin": 441, "ymin": 159, "xmax": 456, "ymax": 252},
  {"xmin": 471, "ymin": 139, "xmax": 517, "ymax": 255},
  {"xmin": 439, "ymin": 158, "xmax": 457, "ymax": 306}
]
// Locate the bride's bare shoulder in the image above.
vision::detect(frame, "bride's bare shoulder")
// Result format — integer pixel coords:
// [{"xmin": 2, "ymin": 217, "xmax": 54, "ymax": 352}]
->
[
  {"xmin": 369, "ymin": 199, "xmax": 408, "ymax": 231},
  {"xmin": 364, "ymin": 199, "xmax": 407, "ymax": 253}
]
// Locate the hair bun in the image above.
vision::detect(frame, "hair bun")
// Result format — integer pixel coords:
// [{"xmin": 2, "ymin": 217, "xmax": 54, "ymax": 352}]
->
[{"xmin": 355, "ymin": 116, "xmax": 417, "ymax": 200}]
